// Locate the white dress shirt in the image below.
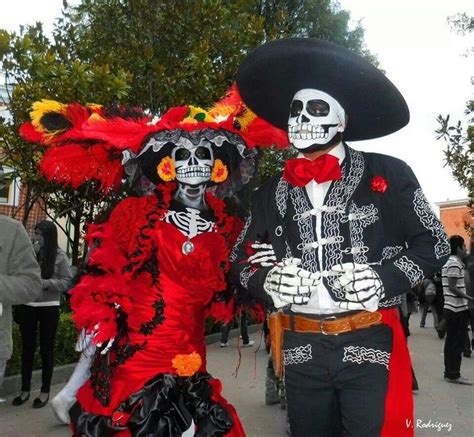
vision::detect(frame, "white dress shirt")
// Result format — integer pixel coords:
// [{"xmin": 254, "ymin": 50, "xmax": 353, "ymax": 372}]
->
[{"xmin": 291, "ymin": 142, "xmax": 347, "ymax": 315}]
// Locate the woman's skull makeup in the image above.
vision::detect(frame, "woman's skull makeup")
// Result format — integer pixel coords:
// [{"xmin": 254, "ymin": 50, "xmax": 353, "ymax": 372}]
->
[
  {"xmin": 172, "ymin": 140, "xmax": 214, "ymax": 186},
  {"xmin": 288, "ymin": 89, "xmax": 346, "ymax": 153}
]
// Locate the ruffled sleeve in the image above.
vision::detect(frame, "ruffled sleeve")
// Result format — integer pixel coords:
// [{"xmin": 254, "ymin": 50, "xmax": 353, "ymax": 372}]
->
[{"xmin": 70, "ymin": 197, "xmax": 140, "ymax": 344}]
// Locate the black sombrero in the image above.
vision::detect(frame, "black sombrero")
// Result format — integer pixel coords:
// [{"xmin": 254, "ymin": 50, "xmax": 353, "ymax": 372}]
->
[{"xmin": 236, "ymin": 38, "xmax": 409, "ymax": 141}]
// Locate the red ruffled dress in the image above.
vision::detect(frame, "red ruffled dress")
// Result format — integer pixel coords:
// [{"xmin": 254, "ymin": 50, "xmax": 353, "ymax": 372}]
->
[{"xmin": 69, "ymin": 183, "xmax": 245, "ymax": 437}]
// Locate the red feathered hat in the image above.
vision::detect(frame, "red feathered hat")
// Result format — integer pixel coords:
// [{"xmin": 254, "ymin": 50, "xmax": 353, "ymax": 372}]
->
[{"xmin": 20, "ymin": 89, "xmax": 289, "ymax": 194}]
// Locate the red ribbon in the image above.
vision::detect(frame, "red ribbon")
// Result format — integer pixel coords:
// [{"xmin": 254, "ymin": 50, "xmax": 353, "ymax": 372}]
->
[{"xmin": 283, "ymin": 154, "xmax": 342, "ymax": 186}]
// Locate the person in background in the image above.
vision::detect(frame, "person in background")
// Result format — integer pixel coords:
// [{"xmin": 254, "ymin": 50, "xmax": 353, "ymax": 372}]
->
[
  {"xmin": 432, "ymin": 271, "xmax": 446, "ymax": 339},
  {"xmin": 463, "ymin": 238, "xmax": 474, "ymax": 357},
  {"xmin": 0, "ymin": 212, "xmax": 42, "ymax": 404},
  {"xmin": 220, "ymin": 309, "xmax": 255, "ymax": 348},
  {"xmin": 442, "ymin": 235, "xmax": 473, "ymax": 385},
  {"xmin": 419, "ymin": 276, "xmax": 439, "ymax": 329},
  {"xmin": 12, "ymin": 220, "xmax": 72, "ymax": 408}
]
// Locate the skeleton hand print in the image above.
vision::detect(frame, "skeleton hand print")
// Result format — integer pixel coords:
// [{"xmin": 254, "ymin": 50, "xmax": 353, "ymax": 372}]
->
[
  {"xmin": 264, "ymin": 258, "xmax": 320, "ymax": 308},
  {"xmin": 248, "ymin": 242, "xmax": 277, "ymax": 267},
  {"xmin": 331, "ymin": 263, "xmax": 384, "ymax": 312}
]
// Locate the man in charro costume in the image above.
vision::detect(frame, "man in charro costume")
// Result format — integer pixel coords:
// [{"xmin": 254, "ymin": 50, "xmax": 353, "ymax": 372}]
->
[
  {"xmin": 230, "ymin": 38, "xmax": 450, "ymax": 436},
  {"xmin": 20, "ymin": 93, "xmax": 287, "ymax": 436}
]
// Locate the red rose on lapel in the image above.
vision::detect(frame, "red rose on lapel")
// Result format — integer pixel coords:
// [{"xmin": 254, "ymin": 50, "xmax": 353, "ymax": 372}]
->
[{"xmin": 371, "ymin": 175, "xmax": 388, "ymax": 193}]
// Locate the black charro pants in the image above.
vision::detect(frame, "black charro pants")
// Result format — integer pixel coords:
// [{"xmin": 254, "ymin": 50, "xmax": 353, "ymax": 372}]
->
[
  {"xmin": 19, "ymin": 305, "xmax": 60, "ymax": 393},
  {"xmin": 443, "ymin": 309, "xmax": 469, "ymax": 379},
  {"xmin": 284, "ymin": 324, "xmax": 392, "ymax": 437}
]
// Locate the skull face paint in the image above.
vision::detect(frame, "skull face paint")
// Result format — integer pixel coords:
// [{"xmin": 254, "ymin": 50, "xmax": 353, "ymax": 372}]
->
[
  {"xmin": 288, "ymin": 89, "xmax": 346, "ymax": 153},
  {"xmin": 172, "ymin": 141, "xmax": 214, "ymax": 186}
]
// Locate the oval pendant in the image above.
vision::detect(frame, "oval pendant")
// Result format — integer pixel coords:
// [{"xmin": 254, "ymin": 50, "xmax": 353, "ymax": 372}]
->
[{"xmin": 182, "ymin": 240, "xmax": 195, "ymax": 255}]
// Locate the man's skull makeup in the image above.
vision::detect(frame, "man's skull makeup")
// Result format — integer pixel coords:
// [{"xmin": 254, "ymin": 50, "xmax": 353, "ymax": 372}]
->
[
  {"xmin": 288, "ymin": 89, "xmax": 346, "ymax": 153},
  {"xmin": 172, "ymin": 140, "xmax": 214, "ymax": 187}
]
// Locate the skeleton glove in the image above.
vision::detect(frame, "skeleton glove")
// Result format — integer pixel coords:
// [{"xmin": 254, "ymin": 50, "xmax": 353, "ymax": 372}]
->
[
  {"xmin": 331, "ymin": 263, "xmax": 384, "ymax": 312},
  {"xmin": 248, "ymin": 243, "xmax": 277, "ymax": 267},
  {"xmin": 263, "ymin": 258, "xmax": 320, "ymax": 308}
]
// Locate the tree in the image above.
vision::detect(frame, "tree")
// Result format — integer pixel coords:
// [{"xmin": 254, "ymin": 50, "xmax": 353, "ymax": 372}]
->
[
  {"xmin": 0, "ymin": 22, "xmax": 131, "ymax": 263},
  {"xmin": 1, "ymin": 0, "xmax": 376, "ymax": 260},
  {"xmin": 435, "ymin": 12, "xmax": 473, "ymax": 233}
]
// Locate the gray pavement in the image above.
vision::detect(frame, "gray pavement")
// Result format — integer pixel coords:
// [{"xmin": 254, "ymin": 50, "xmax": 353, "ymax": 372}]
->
[{"xmin": 0, "ymin": 312, "xmax": 472, "ymax": 436}]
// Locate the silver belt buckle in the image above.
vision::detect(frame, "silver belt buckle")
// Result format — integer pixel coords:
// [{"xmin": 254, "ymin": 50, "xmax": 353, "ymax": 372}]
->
[{"xmin": 320, "ymin": 315, "xmax": 338, "ymax": 335}]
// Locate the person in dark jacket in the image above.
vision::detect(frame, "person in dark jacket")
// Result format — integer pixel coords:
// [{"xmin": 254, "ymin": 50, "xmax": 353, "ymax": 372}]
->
[
  {"xmin": 231, "ymin": 38, "xmax": 449, "ymax": 436},
  {"xmin": 12, "ymin": 220, "xmax": 72, "ymax": 408}
]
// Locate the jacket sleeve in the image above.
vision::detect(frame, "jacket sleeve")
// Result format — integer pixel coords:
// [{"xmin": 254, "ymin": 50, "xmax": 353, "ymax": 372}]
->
[
  {"xmin": 372, "ymin": 162, "xmax": 450, "ymax": 298},
  {"xmin": 42, "ymin": 250, "xmax": 73, "ymax": 294},
  {"xmin": 0, "ymin": 222, "xmax": 42, "ymax": 304},
  {"xmin": 229, "ymin": 189, "xmax": 274, "ymax": 306}
]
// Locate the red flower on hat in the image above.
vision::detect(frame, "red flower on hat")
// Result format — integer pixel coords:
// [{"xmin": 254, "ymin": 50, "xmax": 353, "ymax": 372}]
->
[{"xmin": 371, "ymin": 175, "xmax": 388, "ymax": 193}]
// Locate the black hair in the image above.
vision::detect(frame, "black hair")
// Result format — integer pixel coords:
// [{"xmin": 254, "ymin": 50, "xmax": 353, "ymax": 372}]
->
[
  {"xmin": 449, "ymin": 235, "xmax": 465, "ymax": 256},
  {"xmin": 35, "ymin": 220, "xmax": 58, "ymax": 279}
]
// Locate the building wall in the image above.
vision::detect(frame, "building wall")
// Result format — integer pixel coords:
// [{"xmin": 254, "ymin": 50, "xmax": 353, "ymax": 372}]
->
[
  {"xmin": 0, "ymin": 186, "xmax": 47, "ymax": 236},
  {"xmin": 439, "ymin": 204, "xmax": 472, "ymax": 246}
]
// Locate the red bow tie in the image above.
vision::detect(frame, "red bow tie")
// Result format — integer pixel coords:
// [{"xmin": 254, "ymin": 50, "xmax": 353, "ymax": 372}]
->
[{"xmin": 283, "ymin": 154, "xmax": 342, "ymax": 187}]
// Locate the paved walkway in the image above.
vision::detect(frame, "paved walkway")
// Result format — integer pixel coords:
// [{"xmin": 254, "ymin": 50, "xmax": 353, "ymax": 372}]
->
[{"xmin": 0, "ymin": 312, "xmax": 472, "ymax": 436}]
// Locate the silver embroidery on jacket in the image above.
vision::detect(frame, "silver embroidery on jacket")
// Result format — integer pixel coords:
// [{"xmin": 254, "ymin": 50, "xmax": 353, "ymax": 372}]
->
[
  {"xmin": 284, "ymin": 344, "xmax": 313, "ymax": 366},
  {"xmin": 394, "ymin": 255, "xmax": 424, "ymax": 287},
  {"xmin": 290, "ymin": 187, "xmax": 319, "ymax": 273},
  {"xmin": 378, "ymin": 295, "xmax": 402, "ymax": 308},
  {"xmin": 324, "ymin": 148, "xmax": 365, "ymax": 297},
  {"xmin": 230, "ymin": 214, "xmax": 252, "ymax": 262},
  {"xmin": 413, "ymin": 188, "xmax": 449, "ymax": 259},
  {"xmin": 347, "ymin": 201, "xmax": 379, "ymax": 264},
  {"xmin": 343, "ymin": 345, "xmax": 390, "ymax": 369},
  {"xmin": 371, "ymin": 245, "xmax": 404, "ymax": 266},
  {"xmin": 240, "ymin": 265, "xmax": 256, "ymax": 289},
  {"xmin": 276, "ymin": 177, "xmax": 289, "ymax": 218}
]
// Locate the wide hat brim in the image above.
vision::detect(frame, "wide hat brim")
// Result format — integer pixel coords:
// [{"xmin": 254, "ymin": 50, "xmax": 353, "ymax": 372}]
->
[{"xmin": 236, "ymin": 38, "xmax": 409, "ymax": 141}]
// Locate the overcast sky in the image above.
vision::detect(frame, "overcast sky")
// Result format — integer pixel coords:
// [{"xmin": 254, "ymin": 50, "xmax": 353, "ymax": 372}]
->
[{"xmin": 0, "ymin": 0, "xmax": 472, "ymax": 211}]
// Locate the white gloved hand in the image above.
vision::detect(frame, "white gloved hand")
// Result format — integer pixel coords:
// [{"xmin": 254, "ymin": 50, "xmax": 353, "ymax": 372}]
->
[
  {"xmin": 264, "ymin": 258, "xmax": 320, "ymax": 308},
  {"xmin": 248, "ymin": 243, "xmax": 277, "ymax": 267},
  {"xmin": 331, "ymin": 263, "xmax": 384, "ymax": 312}
]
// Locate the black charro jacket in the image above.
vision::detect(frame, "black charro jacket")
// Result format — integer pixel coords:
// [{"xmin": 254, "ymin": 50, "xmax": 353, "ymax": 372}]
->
[{"xmin": 230, "ymin": 144, "xmax": 450, "ymax": 309}]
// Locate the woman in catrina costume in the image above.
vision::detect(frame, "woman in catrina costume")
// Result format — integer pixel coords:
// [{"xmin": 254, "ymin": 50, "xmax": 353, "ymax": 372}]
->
[{"xmin": 20, "ymin": 88, "xmax": 288, "ymax": 436}]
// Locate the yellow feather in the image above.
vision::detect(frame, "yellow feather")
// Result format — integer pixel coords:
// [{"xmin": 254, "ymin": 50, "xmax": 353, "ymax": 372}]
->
[
  {"xmin": 30, "ymin": 100, "xmax": 66, "ymax": 132},
  {"xmin": 235, "ymin": 106, "xmax": 257, "ymax": 131}
]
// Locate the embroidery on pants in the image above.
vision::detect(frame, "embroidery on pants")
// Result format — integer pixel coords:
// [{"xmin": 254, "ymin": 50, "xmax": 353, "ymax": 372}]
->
[
  {"xmin": 283, "ymin": 344, "xmax": 312, "ymax": 366},
  {"xmin": 342, "ymin": 345, "xmax": 390, "ymax": 369}
]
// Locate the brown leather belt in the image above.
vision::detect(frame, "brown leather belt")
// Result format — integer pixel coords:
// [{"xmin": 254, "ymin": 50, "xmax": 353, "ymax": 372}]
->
[{"xmin": 281, "ymin": 311, "xmax": 383, "ymax": 335}]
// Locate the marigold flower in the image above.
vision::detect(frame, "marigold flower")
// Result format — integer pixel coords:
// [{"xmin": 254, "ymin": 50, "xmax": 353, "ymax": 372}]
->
[
  {"xmin": 210, "ymin": 159, "xmax": 228, "ymax": 183},
  {"xmin": 172, "ymin": 351, "xmax": 202, "ymax": 377},
  {"xmin": 157, "ymin": 156, "xmax": 176, "ymax": 181}
]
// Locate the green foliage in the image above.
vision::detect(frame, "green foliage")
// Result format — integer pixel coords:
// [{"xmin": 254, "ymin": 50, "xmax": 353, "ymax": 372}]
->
[
  {"xmin": 436, "ymin": 12, "xmax": 473, "ymax": 233},
  {"xmin": 6, "ymin": 312, "xmax": 79, "ymax": 376},
  {"xmin": 257, "ymin": 147, "xmax": 297, "ymax": 183},
  {"xmin": 58, "ymin": 0, "xmax": 265, "ymax": 113},
  {"xmin": 0, "ymin": 0, "xmax": 377, "ymax": 259},
  {"xmin": 436, "ymin": 106, "xmax": 473, "ymax": 206}
]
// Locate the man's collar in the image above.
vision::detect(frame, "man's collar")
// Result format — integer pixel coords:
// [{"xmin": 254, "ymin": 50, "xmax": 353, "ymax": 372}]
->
[{"xmin": 297, "ymin": 142, "xmax": 346, "ymax": 163}]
